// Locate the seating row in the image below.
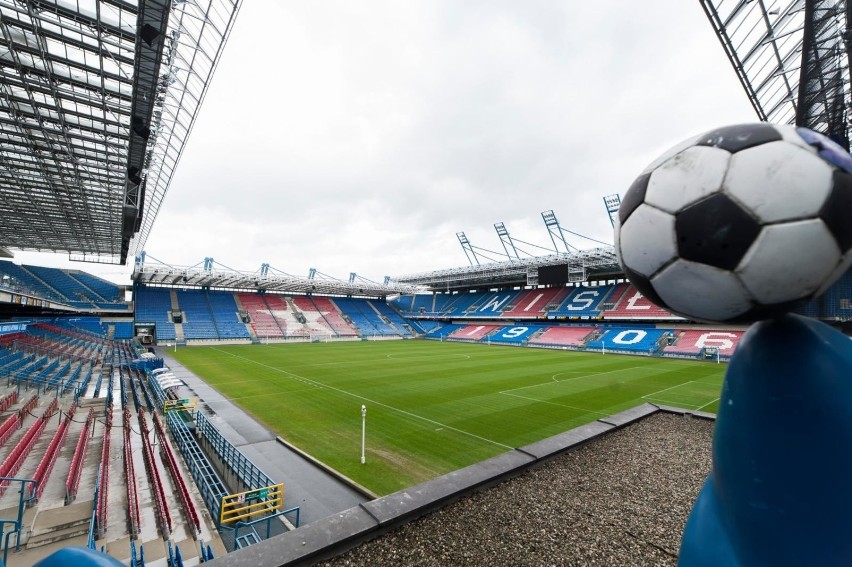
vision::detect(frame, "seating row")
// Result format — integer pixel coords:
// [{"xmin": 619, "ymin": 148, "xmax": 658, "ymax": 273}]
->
[
  {"xmin": 0, "ymin": 260, "xmax": 126, "ymax": 309},
  {"xmin": 392, "ymin": 272, "xmax": 852, "ymax": 321},
  {"xmin": 428, "ymin": 323, "xmax": 745, "ymax": 358}
]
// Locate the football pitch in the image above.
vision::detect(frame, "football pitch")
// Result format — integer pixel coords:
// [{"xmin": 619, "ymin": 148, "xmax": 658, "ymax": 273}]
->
[{"xmin": 172, "ymin": 340, "xmax": 724, "ymax": 495}]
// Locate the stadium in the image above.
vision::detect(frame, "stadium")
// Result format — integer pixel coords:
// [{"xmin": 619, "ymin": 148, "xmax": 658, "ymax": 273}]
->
[{"xmin": 0, "ymin": 1, "xmax": 850, "ymax": 566}]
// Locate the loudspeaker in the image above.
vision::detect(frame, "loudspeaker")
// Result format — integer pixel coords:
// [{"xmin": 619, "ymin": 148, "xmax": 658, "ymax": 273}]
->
[{"xmin": 140, "ymin": 24, "xmax": 161, "ymax": 47}]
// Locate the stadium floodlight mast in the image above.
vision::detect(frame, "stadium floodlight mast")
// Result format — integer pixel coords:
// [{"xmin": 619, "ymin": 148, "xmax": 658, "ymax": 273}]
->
[{"xmin": 360, "ymin": 405, "xmax": 367, "ymax": 465}]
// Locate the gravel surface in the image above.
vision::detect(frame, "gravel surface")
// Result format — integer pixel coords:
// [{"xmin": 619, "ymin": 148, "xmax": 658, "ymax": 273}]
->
[{"xmin": 323, "ymin": 412, "xmax": 713, "ymax": 566}]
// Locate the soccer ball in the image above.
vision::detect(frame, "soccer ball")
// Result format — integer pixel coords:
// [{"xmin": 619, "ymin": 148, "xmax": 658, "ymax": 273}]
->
[{"xmin": 614, "ymin": 123, "xmax": 852, "ymax": 323}]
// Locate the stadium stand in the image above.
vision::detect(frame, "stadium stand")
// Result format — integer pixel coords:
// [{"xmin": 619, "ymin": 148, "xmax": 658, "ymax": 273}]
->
[
  {"xmin": 0, "ymin": 261, "xmax": 127, "ymax": 311},
  {"xmin": 527, "ymin": 325, "xmax": 596, "ymax": 348},
  {"xmin": 334, "ymin": 297, "xmax": 395, "ymax": 336},
  {"xmin": 392, "ymin": 293, "xmax": 459, "ymax": 317},
  {"xmin": 661, "ymin": 329, "xmax": 744, "ymax": 358},
  {"xmin": 237, "ymin": 292, "xmax": 286, "ymax": 338},
  {"xmin": 291, "ymin": 296, "xmax": 336, "ymax": 337},
  {"xmin": 25, "ymin": 265, "xmax": 101, "ymax": 309},
  {"xmin": 424, "ymin": 324, "xmax": 464, "ymax": 339},
  {"xmin": 264, "ymin": 294, "xmax": 300, "ymax": 336},
  {"xmin": 177, "ymin": 289, "xmax": 220, "ymax": 340},
  {"xmin": 370, "ymin": 299, "xmax": 414, "ymax": 336},
  {"xmin": 500, "ymin": 288, "xmax": 565, "ymax": 318},
  {"xmin": 68, "ymin": 271, "xmax": 126, "ymax": 308},
  {"xmin": 207, "ymin": 291, "xmax": 251, "ymax": 340},
  {"xmin": 134, "ymin": 286, "xmax": 177, "ymax": 341},
  {"xmin": 0, "ymin": 261, "xmax": 63, "ymax": 302},
  {"xmin": 601, "ymin": 283, "xmax": 683, "ymax": 320},
  {"xmin": 448, "ymin": 325, "xmax": 501, "ymax": 341},
  {"xmin": 440, "ymin": 292, "xmax": 483, "ymax": 317},
  {"xmin": 487, "ymin": 324, "xmax": 547, "ymax": 344},
  {"xmin": 547, "ymin": 285, "xmax": 614, "ymax": 318},
  {"xmin": 819, "ymin": 268, "xmax": 852, "ymax": 319},
  {"xmin": 409, "ymin": 320, "xmax": 445, "ymax": 335},
  {"xmin": 585, "ymin": 326, "xmax": 669, "ymax": 354},
  {"xmin": 309, "ymin": 296, "xmax": 359, "ymax": 336},
  {"xmin": 110, "ymin": 321, "xmax": 135, "ymax": 339},
  {"xmin": 461, "ymin": 290, "xmax": 522, "ymax": 318}
]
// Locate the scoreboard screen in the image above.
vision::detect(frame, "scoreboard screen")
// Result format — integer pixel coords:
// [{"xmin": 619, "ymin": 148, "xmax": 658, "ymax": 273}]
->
[{"xmin": 538, "ymin": 264, "xmax": 569, "ymax": 285}]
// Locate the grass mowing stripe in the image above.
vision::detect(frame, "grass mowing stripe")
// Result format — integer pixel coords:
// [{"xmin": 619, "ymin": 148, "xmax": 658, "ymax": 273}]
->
[
  {"xmin": 174, "ymin": 340, "xmax": 724, "ymax": 494},
  {"xmin": 499, "ymin": 392, "xmax": 611, "ymax": 416},
  {"xmin": 208, "ymin": 346, "xmax": 513, "ymax": 451}
]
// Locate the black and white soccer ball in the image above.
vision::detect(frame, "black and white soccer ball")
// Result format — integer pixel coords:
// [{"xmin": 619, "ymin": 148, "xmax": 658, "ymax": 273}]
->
[{"xmin": 615, "ymin": 123, "xmax": 852, "ymax": 323}]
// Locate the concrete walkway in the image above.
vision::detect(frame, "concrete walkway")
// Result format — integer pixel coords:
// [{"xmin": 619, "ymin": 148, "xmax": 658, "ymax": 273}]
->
[{"xmin": 155, "ymin": 347, "xmax": 367, "ymax": 526}]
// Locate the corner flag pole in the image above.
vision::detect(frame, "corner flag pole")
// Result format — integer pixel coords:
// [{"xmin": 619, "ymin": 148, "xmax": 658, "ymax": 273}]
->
[{"xmin": 360, "ymin": 405, "xmax": 367, "ymax": 465}]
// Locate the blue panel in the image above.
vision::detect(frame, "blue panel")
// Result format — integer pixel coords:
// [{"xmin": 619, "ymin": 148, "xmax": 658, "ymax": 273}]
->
[
  {"xmin": 424, "ymin": 323, "xmax": 462, "ymax": 338},
  {"xmin": 584, "ymin": 327, "xmax": 667, "ymax": 353},
  {"xmin": 549, "ymin": 285, "xmax": 613, "ymax": 318},
  {"xmin": 486, "ymin": 324, "xmax": 546, "ymax": 344}
]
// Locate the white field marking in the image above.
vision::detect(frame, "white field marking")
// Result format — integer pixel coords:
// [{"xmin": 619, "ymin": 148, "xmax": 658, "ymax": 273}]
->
[
  {"xmin": 642, "ymin": 397, "xmax": 703, "ymax": 409},
  {"xmin": 207, "ymin": 347, "xmax": 512, "ymax": 450},
  {"xmin": 641, "ymin": 381, "xmax": 695, "ymax": 400},
  {"xmin": 696, "ymin": 398, "xmax": 720, "ymax": 411},
  {"xmin": 385, "ymin": 353, "xmax": 471, "ymax": 361},
  {"xmin": 502, "ymin": 366, "xmax": 645, "ymax": 395},
  {"xmin": 500, "ymin": 392, "xmax": 610, "ymax": 416}
]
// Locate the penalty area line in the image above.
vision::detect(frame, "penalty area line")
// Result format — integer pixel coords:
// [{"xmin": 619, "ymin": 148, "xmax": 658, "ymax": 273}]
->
[
  {"xmin": 695, "ymin": 398, "xmax": 720, "ymax": 411},
  {"xmin": 500, "ymin": 392, "xmax": 610, "ymax": 416},
  {"xmin": 501, "ymin": 366, "xmax": 646, "ymax": 394}
]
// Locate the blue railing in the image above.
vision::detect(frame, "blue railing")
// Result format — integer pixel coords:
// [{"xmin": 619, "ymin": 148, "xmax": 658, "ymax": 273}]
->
[
  {"xmin": 0, "ymin": 477, "xmax": 36, "ymax": 566},
  {"xmin": 196, "ymin": 412, "xmax": 275, "ymax": 491}
]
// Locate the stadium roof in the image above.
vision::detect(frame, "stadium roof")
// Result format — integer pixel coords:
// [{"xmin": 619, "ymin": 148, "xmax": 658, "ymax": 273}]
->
[
  {"xmin": 700, "ymin": 0, "xmax": 851, "ymax": 148},
  {"xmin": 0, "ymin": 0, "xmax": 240, "ymax": 264},
  {"xmin": 133, "ymin": 255, "xmax": 426, "ymax": 298},
  {"xmin": 391, "ymin": 247, "xmax": 623, "ymax": 291}
]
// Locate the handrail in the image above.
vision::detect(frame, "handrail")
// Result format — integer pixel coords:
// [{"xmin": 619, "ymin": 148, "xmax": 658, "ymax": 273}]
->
[{"xmin": 0, "ymin": 477, "xmax": 37, "ymax": 565}]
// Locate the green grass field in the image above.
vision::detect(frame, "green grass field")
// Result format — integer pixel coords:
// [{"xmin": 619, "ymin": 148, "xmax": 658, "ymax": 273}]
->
[{"xmin": 173, "ymin": 340, "xmax": 724, "ymax": 495}]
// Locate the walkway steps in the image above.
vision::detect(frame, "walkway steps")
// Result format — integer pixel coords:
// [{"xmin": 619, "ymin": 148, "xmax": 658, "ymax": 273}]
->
[{"xmin": 25, "ymin": 500, "xmax": 91, "ymax": 549}]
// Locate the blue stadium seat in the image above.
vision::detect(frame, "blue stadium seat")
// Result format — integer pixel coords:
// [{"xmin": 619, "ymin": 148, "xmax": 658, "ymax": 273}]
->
[
  {"xmin": 584, "ymin": 326, "xmax": 668, "ymax": 353},
  {"xmin": 486, "ymin": 324, "xmax": 546, "ymax": 344},
  {"xmin": 134, "ymin": 286, "xmax": 176, "ymax": 340},
  {"xmin": 333, "ymin": 297, "xmax": 398, "ymax": 336},
  {"xmin": 463, "ymin": 290, "xmax": 522, "ymax": 318},
  {"xmin": 177, "ymin": 289, "xmax": 219, "ymax": 339},
  {"xmin": 548, "ymin": 285, "xmax": 614, "ymax": 318}
]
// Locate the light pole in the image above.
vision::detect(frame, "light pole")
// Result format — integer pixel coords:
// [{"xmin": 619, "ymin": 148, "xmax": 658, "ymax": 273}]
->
[{"xmin": 360, "ymin": 404, "xmax": 367, "ymax": 465}]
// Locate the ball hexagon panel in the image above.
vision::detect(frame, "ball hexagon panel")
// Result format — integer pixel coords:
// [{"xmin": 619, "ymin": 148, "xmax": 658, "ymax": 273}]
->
[
  {"xmin": 696, "ymin": 123, "xmax": 783, "ymax": 153},
  {"xmin": 622, "ymin": 265, "xmax": 667, "ymax": 309},
  {"xmin": 644, "ymin": 146, "xmax": 730, "ymax": 214},
  {"xmin": 736, "ymin": 219, "xmax": 841, "ymax": 304},
  {"xmin": 652, "ymin": 259, "xmax": 753, "ymax": 322},
  {"xmin": 820, "ymin": 169, "xmax": 852, "ymax": 252},
  {"xmin": 724, "ymin": 141, "xmax": 834, "ymax": 223},
  {"xmin": 640, "ymin": 132, "xmax": 705, "ymax": 176},
  {"xmin": 674, "ymin": 193, "xmax": 761, "ymax": 271},
  {"xmin": 775, "ymin": 124, "xmax": 814, "ymax": 151},
  {"xmin": 618, "ymin": 203, "xmax": 677, "ymax": 278}
]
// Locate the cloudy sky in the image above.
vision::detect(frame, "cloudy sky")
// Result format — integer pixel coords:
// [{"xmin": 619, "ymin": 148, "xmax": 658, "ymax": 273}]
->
[{"xmin": 22, "ymin": 0, "xmax": 757, "ymax": 285}]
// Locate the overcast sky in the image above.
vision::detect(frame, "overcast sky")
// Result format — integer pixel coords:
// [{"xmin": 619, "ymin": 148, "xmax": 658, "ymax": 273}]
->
[{"xmin": 20, "ymin": 0, "xmax": 757, "ymax": 285}]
